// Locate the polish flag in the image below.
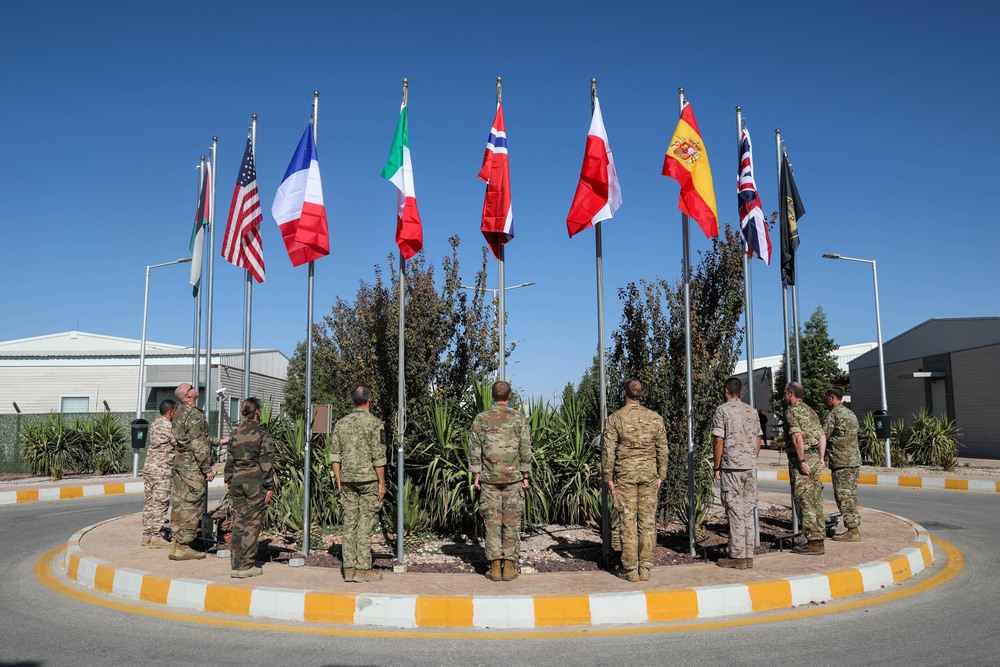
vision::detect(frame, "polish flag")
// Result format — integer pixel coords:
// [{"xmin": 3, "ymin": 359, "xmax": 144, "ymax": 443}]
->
[{"xmin": 566, "ymin": 97, "xmax": 621, "ymax": 237}]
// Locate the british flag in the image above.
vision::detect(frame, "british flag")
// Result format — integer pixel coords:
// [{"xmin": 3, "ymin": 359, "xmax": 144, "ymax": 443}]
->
[
  {"xmin": 478, "ymin": 103, "xmax": 513, "ymax": 259},
  {"xmin": 738, "ymin": 125, "xmax": 771, "ymax": 264}
]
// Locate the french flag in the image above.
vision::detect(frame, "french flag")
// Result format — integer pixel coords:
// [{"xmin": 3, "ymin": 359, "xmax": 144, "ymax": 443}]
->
[
  {"xmin": 272, "ymin": 122, "xmax": 330, "ymax": 267},
  {"xmin": 478, "ymin": 103, "xmax": 513, "ymax": 259}
]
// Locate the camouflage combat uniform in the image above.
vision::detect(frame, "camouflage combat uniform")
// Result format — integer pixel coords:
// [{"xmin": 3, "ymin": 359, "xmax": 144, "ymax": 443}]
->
[
  {"xmin": 712, "ymin": 398, "xmax": 762, "ymax": 559},
  {"xmin": 785, "ymin": 401, "xmax": 825, "ymax": 542},
  {"xmin": 224, "ymin": 419, "xmax": 275, "ymax": 572},
  {"xmin": 142, "ymin": 416, "xmax": 175, "ymax": 538},
  {"xmin": 330, "ymin": 409, "xmax": 386, "ymax": 572},
  {"xmin": 468, "ymin": 404, "xmax": 531, "ymax": 562},
  {"xmin": 603, "ymin": 403, "xmax": 668, "ymax": 573},
  {"xmin": 824, "ymin": 403, "xmax": 861, "ymax": 530},
  {"xmin": 171, "ymin": 402, "xmax": 218, "ymax": 546}
]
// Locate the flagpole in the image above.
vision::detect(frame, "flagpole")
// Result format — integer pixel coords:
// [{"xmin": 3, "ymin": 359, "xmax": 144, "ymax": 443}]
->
[
  {"xmin": 243, "ymin": 116, "xmax": 257, "ymax": 406},
  {"xmin": 737, "ymin": 108, "xmax": 761, "ymax": 546},
  {"xmin": 396, "ymin": 78, "xmax": 409, "ymax": 566},
  {"xmin": 193, "ymin": 157, "xmax": 205, "ymax": 400},
  {"xmin": 494, "ymin": 77, "xmax": 506, "ymax": 382},
  {"xmin": 205, "ymin": 137, "xmax": 218, "ymax": 433},
  {"xmin": 776, "ymin": 128, "xmax": 798, "ymax": 536},
  {"xmin": 302, "ymin": 91, "xmax": 320, "ymax": 558},
  {"xmin": 588, "ymin": 79, "xmax": 612, "ymax": 564}
]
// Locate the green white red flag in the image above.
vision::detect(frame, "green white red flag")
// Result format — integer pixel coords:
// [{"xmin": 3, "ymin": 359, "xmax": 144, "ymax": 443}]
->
[{"xmin": 381, "ymin": 103, "xmax": 423, "ymax": 259}]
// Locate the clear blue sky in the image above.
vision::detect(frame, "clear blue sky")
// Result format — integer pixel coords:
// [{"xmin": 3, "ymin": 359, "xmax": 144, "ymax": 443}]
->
[{"xmin": 2, "ymin": 2, "xmax": 998, "ymax": 404}]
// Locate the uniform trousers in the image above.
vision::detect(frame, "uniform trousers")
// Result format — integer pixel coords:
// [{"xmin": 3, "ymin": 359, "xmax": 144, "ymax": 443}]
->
[{"xmin": 720, "ymin": 469, "xmax": 757, "ymax": 559}]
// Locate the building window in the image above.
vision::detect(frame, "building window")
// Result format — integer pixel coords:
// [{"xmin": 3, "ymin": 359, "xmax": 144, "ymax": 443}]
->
[
  {"xmin": 61, "ymin": 397, "xmax": 90, "ymax": 413},
  {"xmin": 229, "ymin": 397, "xmax": 240, "ymax": 423}
]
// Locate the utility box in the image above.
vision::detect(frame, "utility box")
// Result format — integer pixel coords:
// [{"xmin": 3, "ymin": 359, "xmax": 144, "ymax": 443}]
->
[
  {"xmin": 312, "ymin": 404, "xmax": 333, "ymax": 434},
  {"xmin": 872, "ymin": 410, "xmax": 891, "ymax": 439},
  {"xmin": 130, "ymin": 419, "xmax": 150, "ymax": 449}
]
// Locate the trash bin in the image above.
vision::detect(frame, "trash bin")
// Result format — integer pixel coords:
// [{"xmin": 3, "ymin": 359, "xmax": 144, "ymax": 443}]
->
[
  {"xmin": 130, "ymin": 418, "xmax": 149, "ymax": 449},
  {"xmin": 872, "ymin": 410, "xmax": 891, "ymax": 439}
]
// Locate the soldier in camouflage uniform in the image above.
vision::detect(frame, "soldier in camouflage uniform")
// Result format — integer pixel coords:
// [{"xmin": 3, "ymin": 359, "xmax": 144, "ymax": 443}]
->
[
  {"xmin": 225, "ymin": 397, "xmax": 275, "ymax": 578},
  {"xmin": 330, "ymin": 386, "xmax": 386, "ymax": 583},
  {"xmin": 468, "ymin": 381, "xmax": 531, "ymax": 582},
  {"xmin": 169, "ymin": 383, "xmax": 228, "ymax": 561},
  {"xmin": 712, "ymin": 377, "xmax": 763, "ymax": 569},
  {"xmin": 783, "ymin": 382, "xmax": 827, "ymax": 555},
  {"xmin": 141, "ymin": 399, "xmax": 177, "ymax": 548},
  {"xmin": 824, "ymin": 387, "xmax": 862, "ymax": 542},
  {"xmin": 603, "ymin": 379, "xmax": 668, "ymax": 582}
]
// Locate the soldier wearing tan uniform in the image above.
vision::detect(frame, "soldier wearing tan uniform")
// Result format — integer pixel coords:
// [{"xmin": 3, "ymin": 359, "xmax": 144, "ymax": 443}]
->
[
  {"xmin": 469, "ymin": 381, "xmax": 532, "ymax": 582},
  {"xmin": 330, "ymin": 386, "xmax": 386, "ymax": 583},
  {"xmin": 141, "ymin": 399, "xmax": 176, "ymax": 548},
  {"xmin": 603, "ymin": 379, "xmax": 668, "ymax": 582},
  {"xmin": 712, "ymin": 377, "xmax": 763, "ymax": 569}
]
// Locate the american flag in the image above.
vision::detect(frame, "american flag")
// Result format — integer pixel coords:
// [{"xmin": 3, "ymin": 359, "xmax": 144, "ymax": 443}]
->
[
  {"xmin": 738, "ymin": 125, "xmax": 771, "ymax": 265},
  {"xmin": 222, "ymin": 134, "xmax": 265, "ymax": 282}
]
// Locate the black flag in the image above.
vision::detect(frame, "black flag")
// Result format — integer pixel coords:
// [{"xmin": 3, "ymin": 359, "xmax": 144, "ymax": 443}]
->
[{"xmin": 779, "ymin": 152, "xmax": 806, "ymax": 286}]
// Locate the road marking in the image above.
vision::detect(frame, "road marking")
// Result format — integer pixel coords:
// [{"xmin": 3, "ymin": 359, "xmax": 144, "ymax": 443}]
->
[{"xmin": 35, "ymin": 536, "xmax": 964, "ymax": 639}]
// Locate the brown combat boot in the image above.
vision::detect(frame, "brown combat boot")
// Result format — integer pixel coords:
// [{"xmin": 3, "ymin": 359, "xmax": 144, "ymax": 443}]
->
[
  {"xmin": 638, "ymin": 567, "xmax": 651, "ymax": 581},
  {"xmin": 792, "ymin": 540, "xmax": 825, "ymax": 555},
  {"xmin": 717, "ymin": 557, "xmax": 748, "ymax": 570},
  {"xmin": 501, "ymin": 559, "xmax": 519, "ymax": 581},
  {"xmin": 353, "ymin": 569, "xmax": 382, "ymax": 582},
  {"xmin": 832, "ymin": 527, "xmax": 861, "ymax": 542},
  {"xmin": 745, "ymin": 558, "xmax": 754, "ymax": 569},
  {"xmin": 343, "ymin": 567, "xmax": 356, "ymax": 582},
  {"xmin": 485, "ymin": 559, "xmax": 503, "ymax": 581},
  {"xmin": 168, "ymin": 541, "xmax": 206, "ymax": 561}
]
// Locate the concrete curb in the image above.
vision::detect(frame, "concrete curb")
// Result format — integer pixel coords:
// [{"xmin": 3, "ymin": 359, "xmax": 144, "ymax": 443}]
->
[
  {"xmin": 0, "ymin": 478, "xmax": 225, "ymax": 506},
  {"xmin": 758, "ymin": 469, "xmax": 1000, "ymax": 493},
  {"xmin": 59, "ymin": 511, "xmax": 934, "ymax": 630}
]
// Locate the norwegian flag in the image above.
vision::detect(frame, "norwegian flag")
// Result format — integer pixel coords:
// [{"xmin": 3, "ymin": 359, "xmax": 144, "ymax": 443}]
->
[
  {"xmin": 738, "ymin": 125, "xmax": 771, "ymax": 264},
  {"xmin": 478, "ymin": 103, "xmax": 513, "ymax": 259},
  {"xmin": 222, "ymin": 134, "xmax": 265, "ymax": 282}
]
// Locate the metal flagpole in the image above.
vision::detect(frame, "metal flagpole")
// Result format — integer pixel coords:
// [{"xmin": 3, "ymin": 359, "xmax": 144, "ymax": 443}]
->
[
  {"xmin": 244, "ymin": 116, "xmax": 257, "ymax": 406},
  {"xmin": 593, "ymin": 78, "xmax": 611, "ymax": 563},
  {"xmin": 396, "ymin": 78, "xmax": 409, "ymax": 566},
  {"xmin": 495, "ymin": 77, "xmax": 506, "ymax": 382},
  {"xmin": 193, "ymin": 158, "xmax": 205, "ymax": 401},
  {"xmin": 678, "ymin": 89, "xmax": 696, "ymax": 557},
  {"xmin": 205, "ymin": 138, "xmax": 218, "ymax": 430},
  {"xmin": 737, "ymin": 108, "xmax": 761, "ymax": 546},
  {"xmin": 302, "ymin": 91, "xmax": 320, "ymax": 557},
  {"xmin": 776, "ymin": 128, "xmax": 798, "ymax": 536}
]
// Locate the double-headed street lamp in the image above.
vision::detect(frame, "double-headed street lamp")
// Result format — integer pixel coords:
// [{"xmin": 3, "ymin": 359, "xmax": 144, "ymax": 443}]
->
[
  {"xmin": 822, "ymin": 253, "xmax": 892, "ymax": 468},
  {"xmin": 459, "ymin": 282, "xmax": 535, "ymax": 380}
]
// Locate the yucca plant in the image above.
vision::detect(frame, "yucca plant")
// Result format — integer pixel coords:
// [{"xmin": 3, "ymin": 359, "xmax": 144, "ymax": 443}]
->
[
  {"xmin": 906, "ymin": 408, "xmax": 959, "ymax": 470},
  {"xmin": 859, "ymin": 413, "xmax": 908, "ymax": 467},
  {"xmin": 21, "ymin": 414, "xmax": 84, "ymax": 479},
  {"xmin": 84, "ymin": 412, "xmax": 128, "ymax": 475},
  {"xmin": 264, "ymin": 414, "xmax": 338, "ymax": 533},
  {"xmin": 411, "ymin": 401, "xmax": 477, "ymax": 532}
]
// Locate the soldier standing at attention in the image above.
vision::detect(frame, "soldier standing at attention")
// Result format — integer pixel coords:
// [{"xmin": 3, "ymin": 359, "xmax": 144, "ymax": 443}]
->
[
  {"xmin": 824, "ymin": 387, "xmax": 862, "ymax": 542},
  {"xmin": 141, "ymin": 399, "xmax": 177, "ymax": 548},
  {"xmin": 469, "ymin": 380, "xmax": 532, "ymax": 582},
  {"xmin": 170, "ymin": 383, "xmax": 228, "ymax": 561},
  {"xmin": 712, "ymin": 377, "xmax": 763, "ymax": 569},
  {"xmin": 603, "ymin": 378, "xmax": 668, "ymax": 582},
  {"xmin": 330, "ymin": 386, "xmax": 386, "ymax": 583},
  {"xmin": 784, "ymin": 382, "xmax": 827, "ymax": 555},
  {"xmin": 225, "ymin": 397, "xmax": 275, "ymax": 578}
]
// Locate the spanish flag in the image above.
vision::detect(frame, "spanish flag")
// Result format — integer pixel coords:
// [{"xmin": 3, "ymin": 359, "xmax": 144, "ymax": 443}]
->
[{"xmin": 662, "ymin": 103, "xmax": 718, "ymax": 238}]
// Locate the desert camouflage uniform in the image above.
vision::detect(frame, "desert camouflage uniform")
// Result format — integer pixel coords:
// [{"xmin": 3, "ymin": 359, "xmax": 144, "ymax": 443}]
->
[
  {"xmin": 142, "ymin": 416, "xmax": 175, "ymax": 537},
  {"xmin": 825, "ymin": 403, "xmax": 861, "ymax": 530},
  {"xmin": 330, "ymin": 409, "xmax": 386, "ymax": 571},
  {"xmin": 785, "ymin": 401, "xmax": 825, "ymax": 542},
  {"xmin": 468, "ymin": 405, "xmax": 531, "ymax": 562},
  {"xmin": 225, "ymin": 420, "xmax": 275, "ymax": 571},
  {"xmin": 712, "ymin": 398, "xmax": 762, "ymax": 559},
  {"xmin": 171, "ymin": 402, "xmax": 218, "ymax": 545},
  {"xmin": 603, "ymin": 403, "xmax": 668, "ymax": 572}
]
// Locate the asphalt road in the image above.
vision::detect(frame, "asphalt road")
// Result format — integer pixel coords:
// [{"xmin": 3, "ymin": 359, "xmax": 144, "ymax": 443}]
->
[{"xmin": 0, "ymin": 484, "xmax": 996, "ymax": 667}]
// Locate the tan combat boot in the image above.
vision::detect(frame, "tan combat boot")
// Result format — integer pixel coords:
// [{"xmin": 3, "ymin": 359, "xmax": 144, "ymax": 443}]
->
[
  {"xmin": 619, "ymin": 569, "xmax": 639, "ymax": 582},
  {"xmin": 485, "ymin": 559, "xmax": 503, "ymax": 581},
  {"xmin": 353, "ymin": 569, "xmax": 383, "ymax": 582},
  {"xmin": 832, "ymin": 527, "xmax": 861, "ymax": 542},
  {"xmin": 792, "ymin": 539, "xmax": 825, "ymax": 555},
  {"xmin": 140, "ymin": 535, "xmax": 151, "ymax": 547},
  {"xmin": 717, "ymin": 557, "xmax": 748, "ymax": 570},
  {"xmin": 168, "ymin": 541, "xmax": 206, "ymax": 561},
  {"xmin": 638, "ymin": 567, "xmax": 651, "ymax": 581},
  {"xmin": 234, "ymin": 566, "xmax": 263, "ymax": 578},
  {"xmin": 149, "ymin": 535, "xmax": 171, "ymax": 549},
  {"xmin": 501, "ymin": 559, "xmax": 519, "ymax": 581},
  {"xmin": 343, "ymin": 567, "xmax": 356, "ymax": 582},
  {"xmin": 745, "ymin": 558, "xmax": 754, "ymax": 569}
]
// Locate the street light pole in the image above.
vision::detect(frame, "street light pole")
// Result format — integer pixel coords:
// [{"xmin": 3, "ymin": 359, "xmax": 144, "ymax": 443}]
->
[
  {"xmin": 458, "ymin": 282, "xmax": 535, "ymax": 378},
  {"xmin": 135, "ymin": 257, "xmax": 193, "ymax": 477},
  {"xmin": 822, "ymin": 253, "xmax": 891, "ymax": 468}
]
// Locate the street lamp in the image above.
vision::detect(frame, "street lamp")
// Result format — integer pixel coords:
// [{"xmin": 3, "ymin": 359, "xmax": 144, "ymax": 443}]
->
[
  {"xmin": 458, "ymin": 281, "xmax": 536, "ymax": 297},
  {"xmin": 134, "ymin": 257, "xmax": 192, "ymax": 477},
  {"xmin": 822, "ymin": 253, "xmax": 891, "ymax": 468},
  {"xmin": 459, "ymin": 282, "xmax": 535, "ymax": 380}
]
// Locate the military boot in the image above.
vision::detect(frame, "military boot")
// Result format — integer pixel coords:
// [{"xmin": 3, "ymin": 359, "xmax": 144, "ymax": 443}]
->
[
  {"xmin": 792, "ymin": 539, "xmax": 825, "ymax": 555},
  {"xmin": 343, "ymin": 567, "xmax": 356, "ymax": 582},
  {"xmin": 168, "ymin": 541, "xmax": 206, "ymax": 560},
  {"xmin": 638, "ymin": 567, "xmax": 651, "ymax": 581},
  {"xmin": 618, "ymin": 569, "xmax": 639, "ymax": 582},
  {"xmin": 353, "ymin": 569, "xmax": 383, "ymax": 582},
  {"xmin": 832, "ymin": 527, "xmax": 861, "ymax": 542},
  {"xmin": 140, "ymin": 535, "xmax": 151, "ymax": 547},
  {"xmin": 745, "ymin": 558, "xmax": 754, "ymax": 569},
  {"xmin": 234, "ymin": 566, "xmax": 263, "ymax": 578},
  {"xmin": 501, "ymin": 559, "xmax": 519, "ymax": 581},
  {"xmin": 485, "ymin": 559, "xmax": 503, "ymax": 581},
  {"xmin": 149, "ymin": 535, "xmax": 171, "ymax": 549},
  {"xmin": 717, "ymin": 557, "xmax": 748, "ymax": 570}
]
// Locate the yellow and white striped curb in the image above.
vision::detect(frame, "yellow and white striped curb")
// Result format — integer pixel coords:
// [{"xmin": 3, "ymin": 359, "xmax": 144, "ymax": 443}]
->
[
  {"xmin": 758, "ymin": 469, "xmax": 1000, "ymax": 493},
  {"xmin": 60, "ymin": 512, "xmax": 934, "ymax": 630},
  {"xmin": 0, "ymin": 478, "xmax": 225, "ymax": 506}
]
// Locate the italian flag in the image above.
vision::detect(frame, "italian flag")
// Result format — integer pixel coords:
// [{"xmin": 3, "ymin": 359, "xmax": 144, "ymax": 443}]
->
[{"xmin": 381, "ymin": 103, "xmax": 423, "ymax": 260}]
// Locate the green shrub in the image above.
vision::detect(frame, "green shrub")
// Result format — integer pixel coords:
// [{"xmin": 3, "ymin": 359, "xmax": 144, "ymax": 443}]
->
[
  {"xmin": 859, "ymin": 413, "xmax": 908, "ymax": 467},
  {"xmin": 21, "ymin": 414, "xmax": 84, "ymax": 479},
  {"xmin": 82, "ymin": 412, "xmax": 129, "ymax": 475},
  {"xmin": 905, "ymin": 408, "xmax": 960, "ymax": 470}
]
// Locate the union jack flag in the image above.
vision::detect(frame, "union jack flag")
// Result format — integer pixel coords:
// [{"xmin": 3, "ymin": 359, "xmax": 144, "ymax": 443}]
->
[
  {"xmin": 222, "ymin": 133, "xmax": 265, "ymax": 282},
  {"xmin": 478, "ymin": 103, "xmax": 513, "ymax": 259},
  {"xmin": 738, "ymin": 125, "xmax": 771, "ymax": 264}
]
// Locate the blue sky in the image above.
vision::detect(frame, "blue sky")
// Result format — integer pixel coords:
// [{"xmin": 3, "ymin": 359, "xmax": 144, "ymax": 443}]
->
[{"xmin": 2, "ymin": 1, "xmax": 998, "ymax": 404}]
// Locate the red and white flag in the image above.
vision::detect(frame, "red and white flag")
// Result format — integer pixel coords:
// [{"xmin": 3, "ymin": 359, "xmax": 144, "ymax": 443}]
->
[
  {"xmin": 222, "ymin": 134, "xmax": 265, "ymax": 282},
  {"xmin": 271, "ymin": 122, "xmax": 329, "ymax": 267},
  {"xmin": 478, "ymin": 103, "xmax": 513, "ymax": 259},
  {"xmin": 566, "ymin": 97, "xmax": 621, "ymax": 237}
]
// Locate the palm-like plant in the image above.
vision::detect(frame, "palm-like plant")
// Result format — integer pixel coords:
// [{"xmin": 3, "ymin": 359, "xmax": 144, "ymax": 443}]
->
[{"xmin": 21, "ymin": 414, "xmax": 84, "ymax": 479}]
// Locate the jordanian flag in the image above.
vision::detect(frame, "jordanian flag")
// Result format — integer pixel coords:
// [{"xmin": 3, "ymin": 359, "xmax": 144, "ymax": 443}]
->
[
  {"xmin": 190, "ymin": 160, "xmax": 211, "ymax": 297},
  {"xmin": 381, "ymin": 103, "xmax": 423, "ymax": 260}
]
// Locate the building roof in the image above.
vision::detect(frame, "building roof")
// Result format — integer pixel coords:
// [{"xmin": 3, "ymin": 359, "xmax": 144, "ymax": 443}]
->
[
  {"xmin": 734, "ymin": 342, "xmax": 876, "ymax": 376},
  {"xmin": 849, "ymin": 318, "xmax": 1000, "ymax": 370}
]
